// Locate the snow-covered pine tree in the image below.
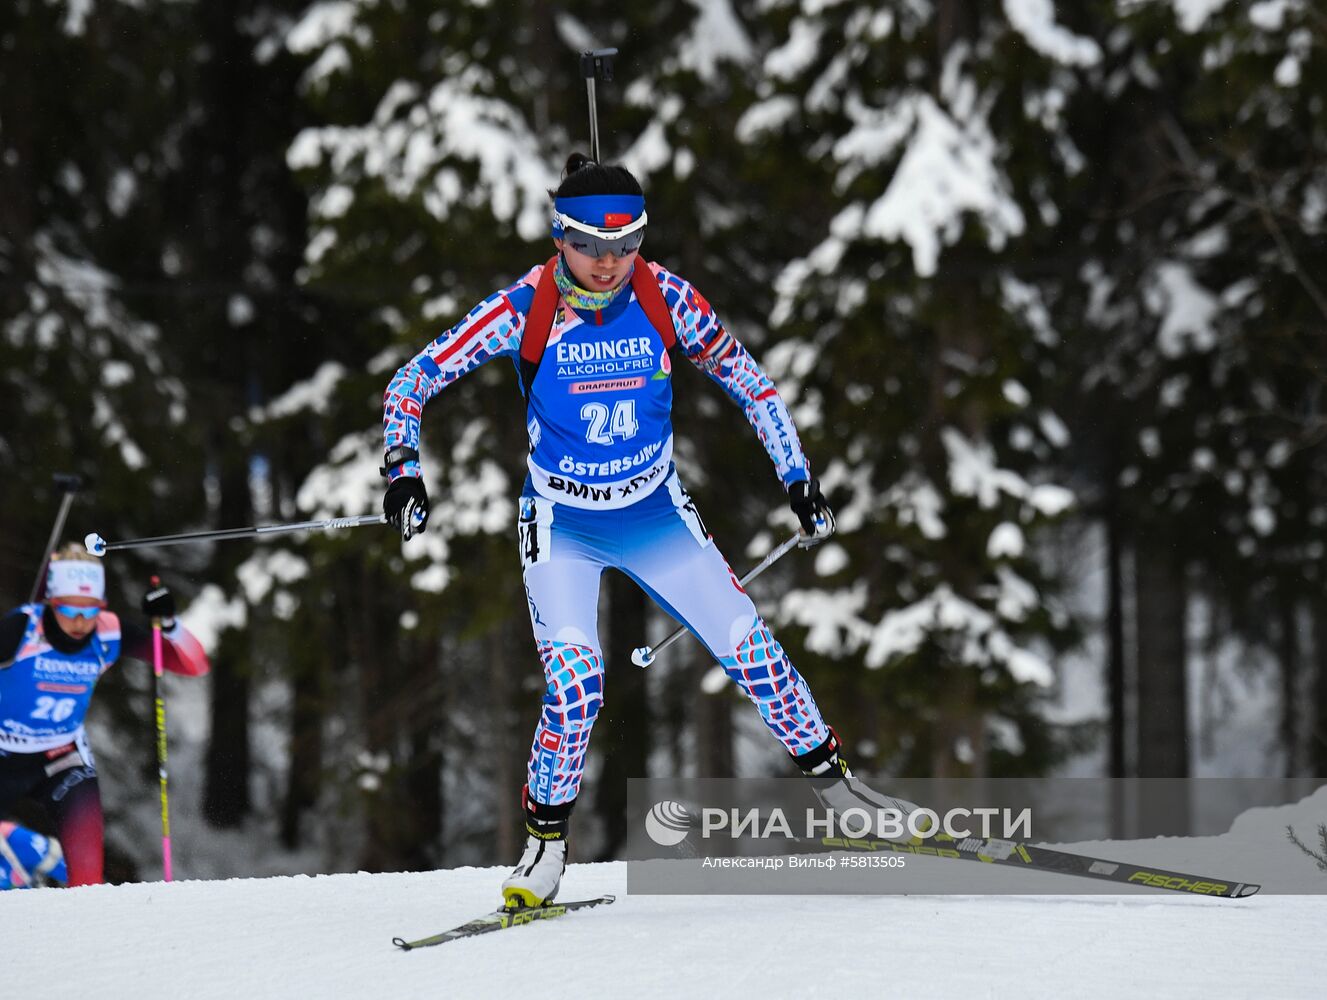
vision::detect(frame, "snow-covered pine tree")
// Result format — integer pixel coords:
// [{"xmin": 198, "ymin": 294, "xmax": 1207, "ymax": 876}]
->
[
  {"xmin": 738, "ymin": 0, "xmax": 1085, "ymax": 778},
  {"xmin": 1057, "ymin": 0, "xmax": 1327, "ymax": 783}
]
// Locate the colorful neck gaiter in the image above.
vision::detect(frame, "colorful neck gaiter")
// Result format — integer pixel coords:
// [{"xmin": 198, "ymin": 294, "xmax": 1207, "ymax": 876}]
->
[{"xmin": 554, "ymin": 255, "xmax": 632, "ymax": 313}]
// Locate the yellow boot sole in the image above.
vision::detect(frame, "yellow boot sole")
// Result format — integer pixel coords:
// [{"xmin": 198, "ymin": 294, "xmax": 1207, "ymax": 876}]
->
[{"xmin": 502, "ymin": 886, "xmax": 545, "ymax": 910}]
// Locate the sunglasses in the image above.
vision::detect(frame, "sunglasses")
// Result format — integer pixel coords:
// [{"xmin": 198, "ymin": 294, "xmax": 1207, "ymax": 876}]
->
[
  {"xmin": 556, "ymin": 211, "xmax": 647, "ymax": 260},
  {"xmin": 54, "ymin": 604, "xmax": 101, "ymax": 620}
]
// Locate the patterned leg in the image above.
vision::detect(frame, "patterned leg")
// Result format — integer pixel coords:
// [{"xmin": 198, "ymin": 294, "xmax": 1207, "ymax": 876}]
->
[
  {"xmin": 526, "ymin": 641, "xmax": 605, "ymax": 807},
  {"xmin": 45, "ymin": 765, "xmax": 104, "ymax": 886},
  {"xmin": 617, "ymin": 474, "xmax": 830, "ymax": 758},
  {"xmin": 719, "ymin": 619, "xmax": 829, "ymax": 757}
]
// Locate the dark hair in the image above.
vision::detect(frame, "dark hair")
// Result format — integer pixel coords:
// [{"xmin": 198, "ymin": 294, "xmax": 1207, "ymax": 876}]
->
[{"xmin": 551, "ymin": 153, "xmax": 643, "ymax": 199}]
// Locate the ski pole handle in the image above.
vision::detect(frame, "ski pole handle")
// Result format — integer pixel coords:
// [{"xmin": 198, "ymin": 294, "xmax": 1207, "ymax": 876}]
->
[
  {"xmin": 397, "ymin": 498, "xmax": 429, "ymax": 542},
  {"xmin": 84, "ymin": 513, "xmax": 389, "ymax": 557},
  {"xmin": 52, "ymin": 473, "xmax": 84, "ymax": 492},
  {"xmin": 631, "ymin": 516, "xmax": 834, "ymax": 668}
]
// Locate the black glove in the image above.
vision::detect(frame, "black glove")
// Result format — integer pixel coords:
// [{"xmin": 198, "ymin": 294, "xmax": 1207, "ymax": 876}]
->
[
  {"xmin": 788, "ymin": 477, "xmax": 834, "ymax": 537},
  {"xmin": 384, "ymin": 475, "xmax": 429, "ymax": 540},
  {"xmin": 142, "ymin": 583, "xmax": 176, "ymax": 625}
]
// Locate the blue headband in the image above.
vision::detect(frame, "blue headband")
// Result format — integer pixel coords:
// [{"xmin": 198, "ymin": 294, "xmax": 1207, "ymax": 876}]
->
[{"xmin": 551, "ymin": 194, "xmax": 646, "ymax": 237}]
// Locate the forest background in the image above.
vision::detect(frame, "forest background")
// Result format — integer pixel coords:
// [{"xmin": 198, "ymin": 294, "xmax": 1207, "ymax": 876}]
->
[{"xmin": 1, "ymin": 0, "xmax": 1323, "ymax": 880}]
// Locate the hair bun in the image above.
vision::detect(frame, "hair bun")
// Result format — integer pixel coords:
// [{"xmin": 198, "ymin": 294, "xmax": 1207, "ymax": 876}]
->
[
  {"xmin": 563, "ymin": 152, "xmax": 596, "ymax": 177},
  {"xmin": 551, "ymin": 156, "xmax": 643, "ymax": 200}
]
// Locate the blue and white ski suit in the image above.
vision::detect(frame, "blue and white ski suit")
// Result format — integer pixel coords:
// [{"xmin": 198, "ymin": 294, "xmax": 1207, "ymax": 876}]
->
[{"xmin": 384, "ymin": 260, "xmax": 829, "ymax": 806}]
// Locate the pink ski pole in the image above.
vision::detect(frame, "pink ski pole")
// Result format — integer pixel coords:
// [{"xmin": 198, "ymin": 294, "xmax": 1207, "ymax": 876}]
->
[{"xmin": 149, "ymin": 575, "xmax": 173, "ymax": 882}]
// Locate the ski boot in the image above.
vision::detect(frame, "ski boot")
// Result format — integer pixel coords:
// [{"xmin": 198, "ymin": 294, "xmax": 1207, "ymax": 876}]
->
[
  {"xmin": 501, "ymin": 796, "xmax": 573, "ymax": 909},
  {"xmin": 0, "ymin": 821, "xmax": 67, "ymax": 889},
  {"xmin": 795, "ymin": 730, "xmax": 929, "ymax": 844}
]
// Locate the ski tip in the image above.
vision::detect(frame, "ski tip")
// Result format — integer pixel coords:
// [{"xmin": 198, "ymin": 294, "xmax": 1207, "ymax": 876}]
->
[
  {"xmin": 392, "ymin": 937, "xmax": 412, "ymax": 951},
  {"xmin": 1235, "ymin": 883, "xmax": 1261, "ymax": 898}
]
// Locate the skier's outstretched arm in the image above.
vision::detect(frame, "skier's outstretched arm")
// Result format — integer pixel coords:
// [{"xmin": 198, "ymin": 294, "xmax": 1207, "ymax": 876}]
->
[
  {"xmin": 654, "ymin": 264, "xmax": 810, "ymax": 485},
  {"xmin": 380, "ymin": 276, "xmax": 536, "ymax": 536},
  {"xmin": 382, "ymin": 277, "xmax": 535, "ymax": 481},
  {"xmin": 653, "ymin": 264, "xmax": 831, "ymax": 534},
  {"xmin": 119, "ymin": 584, "xmax": 210, "ymax": 677}
]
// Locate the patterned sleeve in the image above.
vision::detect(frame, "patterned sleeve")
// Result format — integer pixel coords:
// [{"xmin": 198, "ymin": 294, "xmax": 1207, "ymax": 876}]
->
[
  {"xmin": 120, "ymin": 617, "xmax": 211, "ymax": 676},
  {"xmin": 382, "ymin": 271, "xmax": 538, "ymax": 481},
  {"xmin": 651, "ymin": 264, "xmax": 811, "ymax": 488}
]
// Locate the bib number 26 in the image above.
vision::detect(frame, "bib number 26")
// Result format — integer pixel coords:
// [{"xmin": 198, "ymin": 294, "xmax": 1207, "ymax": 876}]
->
[{"xmin": 32, "ymin": 696, "xmax": 77, "ymax": 723}]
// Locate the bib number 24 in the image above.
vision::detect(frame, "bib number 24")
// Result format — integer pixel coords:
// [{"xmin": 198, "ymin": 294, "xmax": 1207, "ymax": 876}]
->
[{"xmin": 581, "ymin": 400, "xmax": 638, "ymax": 445}]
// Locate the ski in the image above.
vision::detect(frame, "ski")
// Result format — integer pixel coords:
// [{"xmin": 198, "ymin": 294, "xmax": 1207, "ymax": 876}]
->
[
  {"xmin": 392, "ymin": 895, "xmax": 616, "ymax": 950},
  {"xmin": 814, "ymin": 833, "xmax": 1260, "ymax": 898}
]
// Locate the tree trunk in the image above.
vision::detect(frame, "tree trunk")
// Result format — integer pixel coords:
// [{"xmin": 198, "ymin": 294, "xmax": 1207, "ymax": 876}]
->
[
  {"xmin": 696, "ymin": 681, "xmax": 734, "ymax": 780},
  {"xmin": 490, "ymin": 622, "xmax": 527, "ymax": 866},
  {"xmin": 931, "ymin": 665, "xmax": 986, "ymax": 779},
  {"xmin": 1279, "ymin": 595, "xmax": 1301, "ymax": 778},
  {"xmin": 593, "ymin": 571, "xmax": 651, "ymax": 860},
  {"xmin": 1133, "ymin": 529, "xmax": 1189, "ymax": 835},
  {"xmin": 927, "ymin": 245, "xmax": 987, "ymax": 780},
  {"xmin": 403, "ymin": 638, "xmax": 443, "ymax": 871},
  {"xmin": 658, "ymin": 622, "xmax": 691, "ymax": 777},
  {"xmin": 202, "ymin": 647, "xmax": 253, "ymax": 826},
  {"xmin": 279, "ymin": 651, "xmax": 325, "ymax": 849},
  {"xmin": 0, "ymin": 4, "xmax": 37, "ymax": 284},
  {"xmin": 1105, "ymin": 480, "xmax": 1128, "ymax": 782},
  {"xmin": 202, "ymin": 441, "xmax": 253, "ymax": 827},
  {"xmin": 1104, "ymin": 473, "xmax": 1130, "ymax": 837},
  {"xmin": 195, "ymin": 0, "xmax": 257, "ymax": 831},
  {"xmin": 354, "ymin": 560, "xmax": 404, "ymax": 872},
  {"xmin": 1314, "ymin": 597, "xmax": 1327, "ymax": 778}
]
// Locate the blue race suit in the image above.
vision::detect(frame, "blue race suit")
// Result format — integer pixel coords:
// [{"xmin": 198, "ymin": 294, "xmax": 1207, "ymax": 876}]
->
[
  {"xmin": 0, "ymin": 605, "xmax": 208, "ymax": 884},
  {"xmin": 384, "ymin": 259, "xmax": 829, "ymax": 806}
]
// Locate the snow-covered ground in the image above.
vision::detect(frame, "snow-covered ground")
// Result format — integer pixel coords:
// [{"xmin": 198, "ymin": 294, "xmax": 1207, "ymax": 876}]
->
[
  {"xmin": 7, "ymin": 785, "xmax": 1327, "ymax": 999},
  {"xmin": 5, "ymin": 861, "xmax": 1324, "ymax": 999}
]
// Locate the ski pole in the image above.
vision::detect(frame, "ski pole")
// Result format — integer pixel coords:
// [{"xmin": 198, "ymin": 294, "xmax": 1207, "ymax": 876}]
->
[
  {"xmin": 29, "ymin": 473, "xmax": 83, "ymax": 603},
  {"xmin": 580, "ymin": 48, "xmax": 617, "ymax": 162},
  {"xmin": 631, "ymin": 513, "xmax": 836, "ymax": 668},
  {"xmin": 83, "ymin": 513, "xmax": 391, "ymax": 557},
  {"xmin": 149, "ymin": 575, "xmax": 173, "ymax": 882}
]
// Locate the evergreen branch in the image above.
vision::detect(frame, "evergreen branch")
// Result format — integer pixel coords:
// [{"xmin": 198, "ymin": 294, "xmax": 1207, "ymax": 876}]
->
[
  {"xmin": 1154, "ymin": 112, "xmax": 1327, "ymax": 324},
  {"xmin": 1285, "ymin": 823, "xmax": 1327, "ymax": 874},
  {"xmin": 1246, "ymin": 172, "xmax": 1327, "ymax": 325}
]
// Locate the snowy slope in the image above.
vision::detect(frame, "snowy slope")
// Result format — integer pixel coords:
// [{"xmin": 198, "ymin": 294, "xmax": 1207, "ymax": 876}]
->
[
  {"xmin": 6, "ymin": 788, "xmax": 1327, "ymax": 999},
  {"xmin": 4, "ymin": 862, "xmax": 1324, "ymax": 1000}
]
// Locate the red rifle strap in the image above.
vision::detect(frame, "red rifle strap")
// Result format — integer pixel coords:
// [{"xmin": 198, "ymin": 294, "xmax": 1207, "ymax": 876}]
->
[
  {"xmin": 631, "ymin": 262, "xmax": 677, "ymax": 351},
  {"xmin": 520, "ymin": 255, "xmax": 563, "ymax": 366},
  {"xmin": 519, "ymin": 258, "xmax": 678, "ymax": 396}
]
